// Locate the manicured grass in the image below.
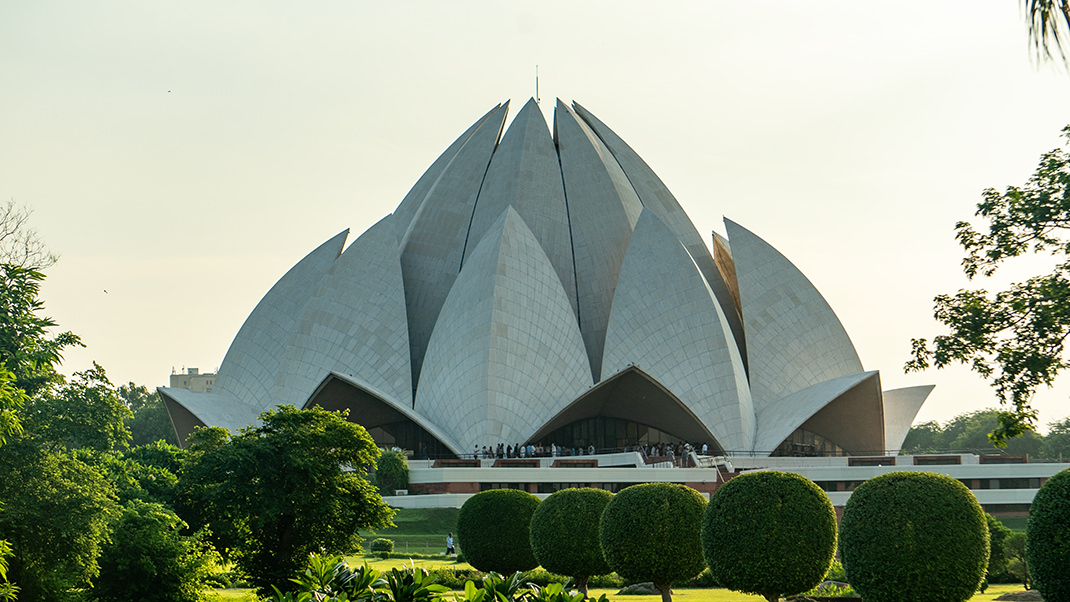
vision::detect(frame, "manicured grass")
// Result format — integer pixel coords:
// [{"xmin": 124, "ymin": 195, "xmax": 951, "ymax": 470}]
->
[
  {"xmin": 210, "ymin": 581, "xmax": 1031, "ymax": 601},
  {"xmin": 360, "ymin": 507, "xmax": 461, "ymax": 553}
]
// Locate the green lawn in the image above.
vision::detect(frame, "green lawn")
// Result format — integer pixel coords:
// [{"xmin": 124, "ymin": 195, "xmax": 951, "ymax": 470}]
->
[
  {"xmin": 213, "ymin": 508, "xmax": 1033, "ymax": 602},
  {"xmin": 210, "ymin": 577, "xmax": 1030, "ymax": 602},
  {"xmin": 360, "ymin": 507, "xmax": 461, "ymax": 553}
]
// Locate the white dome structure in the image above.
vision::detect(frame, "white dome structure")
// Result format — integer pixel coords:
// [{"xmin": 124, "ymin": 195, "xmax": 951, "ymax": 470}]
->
[{"xmin": 160, "ymin": 98, "xmax": 932, "ymax": 457}]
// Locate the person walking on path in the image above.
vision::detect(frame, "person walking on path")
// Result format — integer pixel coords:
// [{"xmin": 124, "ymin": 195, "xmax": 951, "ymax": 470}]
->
[{"xmin": 446, "ymin": 532, "xmax": 455, "ymax": 556}]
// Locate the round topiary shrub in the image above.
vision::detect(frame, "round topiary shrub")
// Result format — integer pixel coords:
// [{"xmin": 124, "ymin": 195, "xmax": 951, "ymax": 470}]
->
[
  {"xmin": 456, "ymin": 488, "xmax": 540, "ymax": 574},
  {"xmin": 1026, "ymin": 467, "xmax": 1070, "ymax": 602},
  {"xmin": 370, "ymin": 538, "xmax": 394, "ymax": 553},
  {"xmin": 529, "ymin": 487, "xmax": 613, "ymax": 594},
  {"xmin": 599, "ymin": 482, "xmax": 707, "ymax": 602},
  {"xmin": 839, "ymin": 471, "xmax": 989, "ymax": 602},
  {"xmin": 702, "ymin": 471, "xmax": 837, "ymax": 602}
]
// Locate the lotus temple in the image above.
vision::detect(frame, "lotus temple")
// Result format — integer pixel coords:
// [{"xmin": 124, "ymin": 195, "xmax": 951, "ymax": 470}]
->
[{"xmin": 160, "ymin": 97, "xmax": 938, "ymax": 460}]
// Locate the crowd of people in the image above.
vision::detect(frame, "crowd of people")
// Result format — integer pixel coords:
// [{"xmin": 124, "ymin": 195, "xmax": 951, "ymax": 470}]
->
[{"xmin": 469, "ymin": 440, "xmax": 713, "ymax": 461}]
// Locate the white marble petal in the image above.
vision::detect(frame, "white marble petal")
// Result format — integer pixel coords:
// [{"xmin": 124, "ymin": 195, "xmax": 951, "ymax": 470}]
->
[
  {"xmin": 400, "ymin": 103, "xmax": 509, "ymax": 386},
  {"xmin": 554, "ymin": 99, "xmax": 643, "ymax": 381},
  {"xmin": 213, "ymin": 230, "xmax": 349, "ymax": 410},
  {"xmin": 883, "ymin": 385, "xmax": 935, "ymax": 453},
  {"xmin": 726, "ymin": 218, "xmax": 863, "ymax": 411},
  {"xmin": 602, "ymin": 209, "xmax": 755, "ymax": 452},
  {"xmin": 753, "ymin": 371, "xmax": 878, "ymax": 453},
  {"xmin": 466, "ymin": 98, "xmax": 577, "ymax": 317},
  {"xmin": 392, "ymin": 104, "xmax": 503, "ymax": 235},
  {"xmin": 573, "ymin": 102, "xmax": 746, "ymax": 361},
  {"xmin": 271, "ymin": 216, "xmax": 413, "ymax": 409},
  {"xmin": 415, "ymin": 207, "xmax": 592, "ymax": 453}
]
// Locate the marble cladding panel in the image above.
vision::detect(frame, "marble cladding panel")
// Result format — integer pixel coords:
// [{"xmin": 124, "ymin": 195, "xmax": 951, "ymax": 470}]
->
[
  {"xmin": 271, "ymin": 216, "xmax": 413, "ymax": 409},
  {"xmin": 555, "ymin": 100, "xmax": 643, "ymax": 381},
  {"xmin": 752, "ymin": 371, "xmax": 876, "ymax": 452},
  {"xmin": 603, "ymin": 209, "xmax": 754, "ymax": 452},
  {"xmin": 574, "ymin": 102, "xmax": 749, "ymax": 367},
  {"xmin": 725, "ymin": 218, "xmax": 863, "ymax": 410},
  {"xmin": 466, "ymin": 98, "xmax": 577, "ymax": 317},
  {"xmin": 214, "ymin": 230, "xmax": 348, "ymax": 410},
  {"xmin": 882, "ymin": 385, "xmax": 935, "ymax": 452},
  {"xmin": 401, "ymin": 104, "xmax": 509, "ymax": 386},
  {"xmin": 416, "ymin": 208, "xmax": 592, "ymax": 453},
  {"xmin": 392, "ymin": 104, "xmax": 502, "ymax": 235}
]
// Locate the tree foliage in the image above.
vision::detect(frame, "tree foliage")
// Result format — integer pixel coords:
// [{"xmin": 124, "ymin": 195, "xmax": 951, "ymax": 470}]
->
[
  {"xmin": 0, "ymin": 264, "xmax": 80, "ymax": 397},
  {"xmin": 0, "ymin": 440, "xmax": 118, "ymax": 602},
  {"xmin": 908, "ymin": 125, "xmax": 1070, "ymax": 444},
  {"xmin": 92, "ymin": 499, "xmax": 218, "ymax": 602},
  {"xmin": 702, "ymin": 471, "xmax": 837, "ymax": 602},
  {"xmin": 598, "ymin": 483, "xmax": 707, "ymax": 602},
  {"xmin": 839, "ymin": 472, "xmax": 989, "ymax": 602},
  {"xmin": 1042, "ymin": 416, "xmax": 1070, "ymax": 458},
  {"xmin": 900, "ymin": 409, "xmax": 1045, "ymax": 456},
  {"xmin": 120, "ymin": 382, "xmax": 179, "ymax": 446},
  {"xmin": 1026, "ymin": 468, "xmax": 1070, "ymax": 602},
  {"xmin": 21, "ymin": 362, "xmax": 132, "ymax": 452},
  {"xmin": 456, "ymin": 488, "xmax": 540, "ymax": 575},
  {"xmin": 176, "ymin": 405, "xmax": 394, "ymax": 593},
  {"xmin": 1022, "ymin": 0, "xmax": 1070, "ymax": 65},
  {"xmin": 375, "ymin": 448, "xmax": 410, "ymax": 495},
  {"xmin": 985, "ymin": 513, "xmax": 1014, "ymax": 579},
  {"xmin": 529, "ymin": 487, "xmax": 613, "ymax": 595}
]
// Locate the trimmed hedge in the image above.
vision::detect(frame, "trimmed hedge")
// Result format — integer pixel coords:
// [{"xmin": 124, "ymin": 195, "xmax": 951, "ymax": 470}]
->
[
  {"xmin": 702, "ymin": 471, "xmax": 837, "ymax": 602},
  {"xmin": 1026, "ymin": 467, "xmax": 1070, "ymax": 602},
  {"xmin": 599, "ymin": 483, "xmax": 707, "ymax": 601},
  {"xmin": 456, "ymin": 488, "xmax": 539, "ymax": 574},
  {"xmin": 530, "ymin": 487, "xmax": 613, "ymax": 593},
  {"xmin": 840, "ymin": 471, "xmax": 989, "ymax": 602},
  {"xmin": 370, "ymin": 538, "xmax": 394, "ymax": 553}
]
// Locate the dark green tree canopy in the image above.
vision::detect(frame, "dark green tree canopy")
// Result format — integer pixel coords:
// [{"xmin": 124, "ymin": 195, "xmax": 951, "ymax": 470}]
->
[
  {"xmin": 702, "ymin": 471, "xmax": 837, "ymax": 602},
  {"xmin": 1026, "ymin": 468, "xmax": 1070, "ymax": 602},
  {"xmin": 456, "ymin": 488, "xmax": 540, "ymax": 574},
  {"xmin": 908, "ymin": 125, "xmax": 1070, "ymax": 444},
  {"xmin": 839, "ymin": 471, "xmax": 989, "ymax": 602},
  {"xmin": 92, "ymin": 499, "xmax": 218, "ymax": 602},
  {"xmin": 375, "ymin": 448, "xmax": 409, "ymax": 495},
  {"xmin": 529, "ymin": 487, "xmax": 613, "ymax": 594},
  {"xmin": 176, "ymin": 405, "xmax": 394, "ymax": 593},
  {"xmin": 900, "ymin": 409, "xmax": 1045, "ymax": 456},
  {"xmin": 599, "ymin": 483, "xmax": 707, "ymax": 602},
  {"xmin": 119, "ymin": 382, "xmax": 178, "ymax": 447},
  {"xmin": 0, "ymin": 265, "xmax": 80, "ymax": 398},
  {"xmin": 21, "ymin": 363, "xmax": 132, "ymax": 453},
  {"xmin": 0, "ymin": 440, "xmax": 118, "ymax": 602}
]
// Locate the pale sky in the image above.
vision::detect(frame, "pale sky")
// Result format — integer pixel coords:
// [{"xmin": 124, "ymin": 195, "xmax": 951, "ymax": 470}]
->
[{"xmin": 3, "ymin": 1, "xmax": 1070, "ymax": 433}]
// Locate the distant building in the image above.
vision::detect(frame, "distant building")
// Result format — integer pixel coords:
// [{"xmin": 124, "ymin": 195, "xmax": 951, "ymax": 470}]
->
[{"xmin": 170, "ymin": 367, "xmax": 215, "ymax": 393}]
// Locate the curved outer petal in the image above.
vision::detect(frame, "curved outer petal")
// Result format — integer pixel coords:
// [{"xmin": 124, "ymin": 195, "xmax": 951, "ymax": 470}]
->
[
  {"xmin": 392, "ymin": 104, "xmax": 503, "ymax": 235},
  {"xmin": 752, "ymin": 371, "xmax": 881, "ymax": 455},
  {"xmin": 725, "ymin": 218, "xmax": 863, "ymax": 410},
  {"xmin": 213, "ymin": 230, "xmax": 349, "ymax": 410},
  {"xmin": 325, "ymin": 372, "xmax": 467, "ymax": 456},
  {"xmin": 602, "ymin": 209, "xmax": 754, "ymax": 452},
  {"xmin": 415, "ymin": 207, "xmax": 592, "ymax": 453},
  {"xmin": 573, "ymin": 102, "xmax": 747, "ymax": 365},
  {"xmin": 465, "ymin": 98, "xmax": 577, "ymax": 317},
  {"xmin": 272, "ymin": 216, "xmax": 413, "ymax": 408},
  {"xmin": 883, "ymin": 385, "xmax": 935, "ymax": 453},
  {"xmin": 554, "ymin": 99, "xmax": 643, "ymax": 381},
  {"xmin": 157, "ymin": 388, "xmax": 257, "ymax": 446},
  {"xmin": 400, "ymin": 103, "xmax": 509, "ymax": 388}
]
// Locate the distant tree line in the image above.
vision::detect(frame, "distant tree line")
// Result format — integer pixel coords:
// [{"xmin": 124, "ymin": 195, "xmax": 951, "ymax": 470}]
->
[{"xmin": 901, "ymin": 408, "xmax": 1070, "ymax": 459}]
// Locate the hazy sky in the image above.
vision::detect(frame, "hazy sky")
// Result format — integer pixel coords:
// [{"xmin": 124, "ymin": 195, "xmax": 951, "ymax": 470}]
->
[{"xmin": 3, "ymin": 1, "xmax": 1070, "ymax": 432}]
